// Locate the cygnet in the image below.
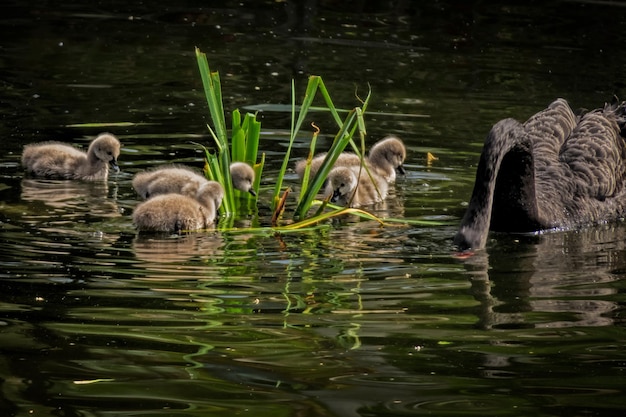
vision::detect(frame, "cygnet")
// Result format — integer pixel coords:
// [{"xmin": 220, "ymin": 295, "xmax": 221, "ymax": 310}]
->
[
  {"xmin": 132, "ymin": 181, "xmax": 224, "ymax": 233},
  {"xmin": 295, "ymin": 135, "xmax": 406, "ymax": 183},
  {"xmin": 133, "ymin": 165, "xmax": 205, "ymax": 199},
  {"xmin": 229, "ymin": 161, "xmax": 256, "ymax": 196},
  {"xmin": 367, "ymin": 135, "xmax": 406, "ymax": 182},
  {"xmin": 133, "ymin": 162, "xmax": 256, "ymax": 199},
  {"xmin": 21, "ymin": 133, "xmax": 121, "ymax": 180},
  {"xmin": 324, "ymin": 166, "xmax": 389, "ymax": 207}
]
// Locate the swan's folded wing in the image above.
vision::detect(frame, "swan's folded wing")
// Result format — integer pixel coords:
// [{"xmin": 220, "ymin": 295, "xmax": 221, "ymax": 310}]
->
[
  {"xmin": 522, "ymin": 98, "xmax": 577, "ymax": 169},
  {"xmin": 559, "ymin": 105, "xmax": 626, "ymax": 200}
]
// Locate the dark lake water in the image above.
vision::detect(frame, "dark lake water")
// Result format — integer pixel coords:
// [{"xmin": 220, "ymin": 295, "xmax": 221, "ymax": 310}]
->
[{"xmin": 2, "ymin": 1, "xmax": 626, "ymax": 416}]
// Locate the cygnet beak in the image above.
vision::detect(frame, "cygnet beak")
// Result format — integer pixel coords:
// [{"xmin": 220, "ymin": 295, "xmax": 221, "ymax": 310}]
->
[
  {"xmin": 110, "ymin": 159, "xmax": 120, "ymax": 173},
  {"xmin": 331, "ymin": 188, "xmax": 341, "ymax": 203},
  {"xmin": 248, "ymin": 188, "xmax": 257, "ymax": 197},
  {"xmin": 396, "ymin": 165, "xmax": 406, "ymax": 175}
]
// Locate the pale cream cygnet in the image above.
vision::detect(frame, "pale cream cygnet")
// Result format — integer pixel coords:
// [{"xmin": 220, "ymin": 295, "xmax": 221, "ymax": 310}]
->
[
  {"xmin": 295, "ymin": 135, "xmax": 406, "ymax": 183},
  {"xmin": 21, "ymin": 133, "xmax": 121, "ymax": 180},
  {"xmin": 367, "ymin": 135, "xmax": 406, "ymax": 182},
  {"xmin": 132, "ymin": 181, "xmax": 224, "ymax": 233},
  {"xmin": 229, "ymin": 161, "xmax": 256, "ymax": 196},
  {"xmin": 133, "ymin": 162, "xmax": 256, "ymax": 199},
  {"xmin": 324, "ymin": 166, "xmax": 389, "ymax": 207},
  {"xmin": 295, "ymin": 152, "xmax": 361, "ymax": 181}
]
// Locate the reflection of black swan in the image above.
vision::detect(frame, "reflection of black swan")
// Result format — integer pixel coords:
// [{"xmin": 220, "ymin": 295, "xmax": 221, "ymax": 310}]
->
[{"xmin": 455, "ymin": 98, "xmax": 626, "ymax": 251}]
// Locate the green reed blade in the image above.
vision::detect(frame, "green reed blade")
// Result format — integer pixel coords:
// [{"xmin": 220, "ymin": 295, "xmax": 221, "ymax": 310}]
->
[
  {"xmin": 205, "ymin": 123, "xmax": 222, "ymax": 152},
  {"xmin": 294, "ymin": 76, "xmax": 321, "ymax": 134},
  {"xmin": 196, "ymin": 141, "xmax": 233, "ymax": 215},
  {"xmin": 272, "ymin": 76, "xmax": 321, "ymax": 211},
  {"xmin": 298, "ymin": 124, "xmax": 320, "ymax": 198},
  {"xmin": 195, "ymin": 47, "xmax": 227, "ymax": 147},
  {"xmin": 231, "ymin": 109, "xmax": 245, "ymax": 163},
  {"xmin": 244, "ymin": 113, "xmax": 261, "ymax": 166},
  {"xmin": 206, "ymin": 151, "xmax": 234, "ymax": 215},
  {"xmin": 292, "ymin": 83, "xmax": 372, "ymax": 220},
  {"xmin": 293, "ymin": 110, "xmax": 358, "ymax": 219},
  {"xmin": 315, "ymin": 77, "xmax": 344, "ymax": 127},
  {"xmin": 280, "ymin": 206, "xmax": 384, "ymax": 230},
  {"xmin": 232, "ymin": 111, "xmax": 262, "ymax": 211},
  {"xmin": 196, "ymin": 47, "xmax": 265, "ymax": 217},
  {"xmin": 219, "ymin": 150, "xmax": 235, "ymax": 214},
  {"xmin": 253, "ymin": 153, "xmax": 265, "ymax": 194},
  {"xmin": 196, "ymin": 47, "xmax": 234, "ymax": 214}
]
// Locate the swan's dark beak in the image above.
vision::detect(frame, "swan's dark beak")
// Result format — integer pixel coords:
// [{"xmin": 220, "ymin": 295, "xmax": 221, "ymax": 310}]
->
[
  {"xmin": 248, "ymin": 188, "xmax": 257, "ymax": 197},
  {"xmin": 397, "ymin": 165, "xmax": 406, "ymax": 175},
  {"xmin": 331, "ymin": 188, "xmax": 341, "ymax": 203},
  {"xmin": 110, "ymin": 159, "xmax": 120, "ymax": 173}
]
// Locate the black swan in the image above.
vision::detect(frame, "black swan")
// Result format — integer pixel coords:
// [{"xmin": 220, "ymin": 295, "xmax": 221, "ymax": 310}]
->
[{"xmin": 454, "ymin": 98, "xmax": 626, "ymax": 251}]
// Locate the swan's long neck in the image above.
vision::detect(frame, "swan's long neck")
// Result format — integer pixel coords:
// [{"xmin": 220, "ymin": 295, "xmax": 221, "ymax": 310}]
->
[{"xmin": 455, "ymin": 118, "xmax": 529, "ymax": 251}]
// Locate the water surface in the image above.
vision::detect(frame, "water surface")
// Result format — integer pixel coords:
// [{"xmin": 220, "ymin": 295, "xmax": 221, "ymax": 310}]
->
[{"xmin": 1, "ymin": 1, "xmax": 626, "ymax": 416}]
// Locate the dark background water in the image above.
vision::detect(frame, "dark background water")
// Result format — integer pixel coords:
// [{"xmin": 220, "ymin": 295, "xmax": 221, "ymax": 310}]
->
[{"xmin": 2, "ymin": 1, "xmax": 626, "ymax": 416}]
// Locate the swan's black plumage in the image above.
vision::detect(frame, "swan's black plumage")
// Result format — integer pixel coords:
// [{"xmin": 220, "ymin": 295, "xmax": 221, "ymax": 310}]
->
[{"xmin": 455, "ymin": 98, "xmax": 626, "ymax": 251}]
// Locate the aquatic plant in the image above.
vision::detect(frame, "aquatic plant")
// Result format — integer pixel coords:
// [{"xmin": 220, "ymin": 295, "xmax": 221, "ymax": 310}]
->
[
  {"xmin": 273, "ymin": 75, "xmax": 375, "ymax": 221},
  {"xmin": 195, "ymin": 47, "xmax": 381, "ymax": 228},
  {"xmin": 195, "ymin": 47, "xmax": 263, "ymax": 217}
]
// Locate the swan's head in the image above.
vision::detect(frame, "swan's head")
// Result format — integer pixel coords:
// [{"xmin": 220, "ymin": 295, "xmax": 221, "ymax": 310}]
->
[
  {"xmin": 370, "ymin": 136, "xmax": 407, "ymax": 175},
  {"xmin": 91, "ymin": 133, "xmax": 121, "ymax": 172},
  {"xmin": 197, "ymin": 181, "xmax": 225, "ymax": 211},
  {"xmin": 326, "ymin": 166, "xmax": 357, "ymax": 206},
  {"xmin": 453, "ymin": 226, "xmax": 484, "ymax": 253},
  {"xmin": 230, "ymin": 162, "xmax": 256, "ymax": 196}
]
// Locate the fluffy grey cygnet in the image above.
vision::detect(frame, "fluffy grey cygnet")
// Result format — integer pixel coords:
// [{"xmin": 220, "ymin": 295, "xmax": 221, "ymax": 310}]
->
[
  {"xmin": 132, "ymin": 162, "xmax": 256, "ymax": 199},
  {"xmin": 132, "ymin": 181, "xmax": 224, "ymax": 233},
  {"xmin": 21, "ymin": 133, "xmax": 121, "ymax": 180},
  {"xmin": 132, "ymin": 165, "xmax": 206, "ymax": 199}
]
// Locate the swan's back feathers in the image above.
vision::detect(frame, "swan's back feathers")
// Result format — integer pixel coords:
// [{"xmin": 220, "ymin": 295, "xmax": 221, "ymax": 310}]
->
[
  {"xmin": 559, "ymin": 104, "xmax": 626, "ymax": 200},
  {"xmin": 523, "ymin": 98, "xmax": 577, "ymax": 169}
]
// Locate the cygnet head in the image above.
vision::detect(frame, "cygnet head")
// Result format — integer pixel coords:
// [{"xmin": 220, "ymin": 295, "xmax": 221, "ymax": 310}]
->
[
  {"xmin": 230, "ymin": 162, "xmax": 256, "ymax": 196},
  {"xmin": 369, "ymin": 136, "xmax": 406, "ymax": 176},
  {"xmin": 196, "ymin": 181, "xmax": 225, "ymax": 212},
  {"xmin": 326, "ymin": 166, "xmax": 358, "ymax": 206},
  {"xmin": 89, "ymin": 133, "xmax": 121, "ymax": 173}
]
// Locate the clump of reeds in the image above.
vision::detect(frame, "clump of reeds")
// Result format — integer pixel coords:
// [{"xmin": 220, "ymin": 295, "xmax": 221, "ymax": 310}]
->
[
  {"xmin": 195, "ymin": 48, "xmax": 263, "ymax": 218},
  {"xmin": 195, "ymin": 47, "xmax": 382, "ymax": 229}
]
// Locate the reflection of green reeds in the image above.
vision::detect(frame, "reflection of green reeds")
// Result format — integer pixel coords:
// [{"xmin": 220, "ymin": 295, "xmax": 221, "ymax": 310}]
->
[{"xmin": 195, "ymin": 47, "xmax": 262, "ymax": 216}]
